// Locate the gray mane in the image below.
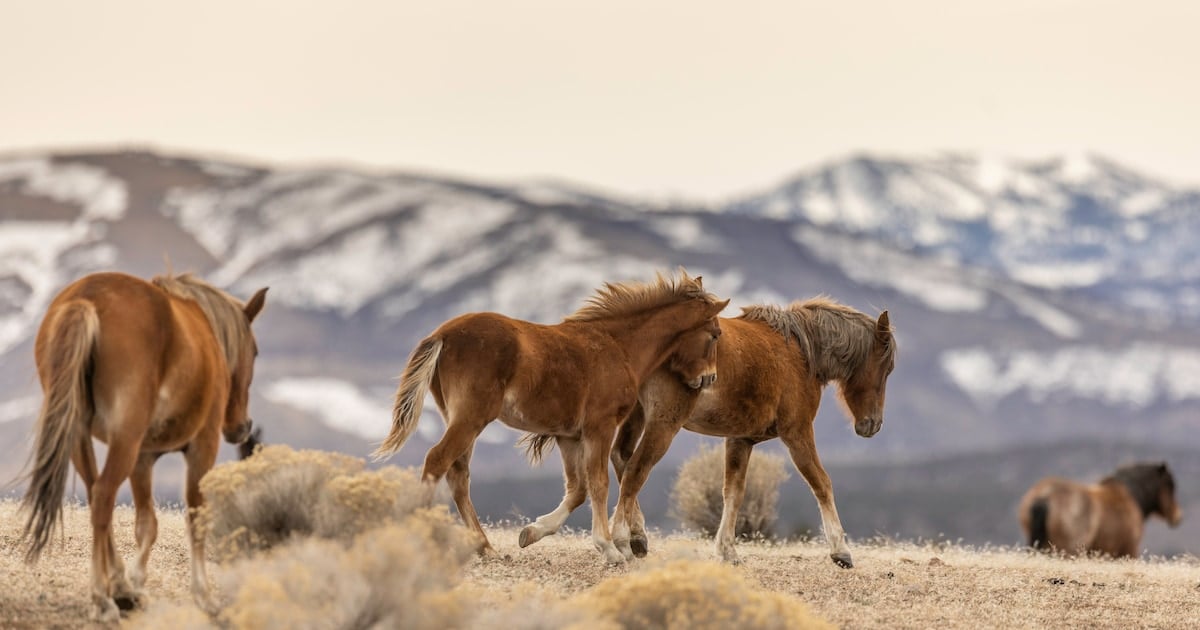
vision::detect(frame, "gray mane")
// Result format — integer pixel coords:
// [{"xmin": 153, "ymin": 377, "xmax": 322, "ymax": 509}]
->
[{"xmin": 739, "ymin": 296, "xmax": 890, "ymax": 382}]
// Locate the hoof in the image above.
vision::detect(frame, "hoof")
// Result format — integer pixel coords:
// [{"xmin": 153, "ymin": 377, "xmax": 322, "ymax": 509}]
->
[
  {"xmin": 630, "ymin": 534, "xmax": 649, "ymax": 558},
  {"xmin": 518, "ymin": 526, "xmax": 541, "ymax": 548},
  {"xmin": 604, "ymin": 550, "xmax": 627, "ymax": 565},
  {"xmin": 114, "ymin": 594, "xmax": 139, "ymax": 612},
  {"xmin": 92, "ymin": 600, "xmax": 121, "ymax": 623},
  {"xmin": 831, "ymin": 552, "xmax": 854, "ymax": 569}
]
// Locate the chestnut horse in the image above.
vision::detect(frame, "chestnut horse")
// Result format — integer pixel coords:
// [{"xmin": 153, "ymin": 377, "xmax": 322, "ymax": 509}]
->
[
  {"xmin": 1018, "ymin": 462, "xmax": 1182, "ymax": 558},
  {"xmin": 20, "ymin": 272, "xmax": 266, "ymax": 621},
  {"xmin": 372, "ymin": 271, "xmax": 728, "ymax": 564},
  {"xmin": 525, "ymin": 297, "xmax": 895, "ymax": 567}
]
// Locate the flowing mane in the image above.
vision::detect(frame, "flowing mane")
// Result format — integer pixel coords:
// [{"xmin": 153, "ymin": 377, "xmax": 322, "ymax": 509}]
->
[
  {"xmin": 564, "ymin": 270, "xmax": 716, "ymax": 322},
  {"xmin": 739, "ymin": 296, "xmax": 894, "ymax": 382},
  {"xmin": 153, "ymin": 272, "xmax": 252, "ymax": 373}
]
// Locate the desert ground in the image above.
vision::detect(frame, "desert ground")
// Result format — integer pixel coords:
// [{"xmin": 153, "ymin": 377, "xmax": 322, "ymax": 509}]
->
[{"xmin": 1, "ymin": 500, "xmax": 1197, "ymax": 629}]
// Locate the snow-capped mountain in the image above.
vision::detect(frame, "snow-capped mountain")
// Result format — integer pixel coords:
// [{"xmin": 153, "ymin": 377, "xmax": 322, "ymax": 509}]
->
[
  {"xmin": 731, "ymin": 153, "xmax": 1200, "ymax": 322},
  {"xmin": 2, "ymin": 150, "xmax": 1198, "ymax": 484}
]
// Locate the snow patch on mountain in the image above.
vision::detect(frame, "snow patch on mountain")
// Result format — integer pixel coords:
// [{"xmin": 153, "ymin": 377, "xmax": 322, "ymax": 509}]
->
[
  {"xmin": 0, "ymin": 158, "xmax": 128, "ymax": 220},
  {"xmin": 941, "ymin": 344, "xmax": 1200, "ymax": 408}
]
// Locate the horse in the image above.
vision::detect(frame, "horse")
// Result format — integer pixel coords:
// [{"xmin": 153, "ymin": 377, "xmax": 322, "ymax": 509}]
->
[
  {"xmin": 1018, "ymin": 462, "xmax": 1182, "ymax": 558},
  {"xmin": 19, "ymin": 272, "xmax": 267, "ymax": 621},
  {"xmin": 523, "ymin": 297, "xmax": 895, "ymax": 567},
  {"xmin": 372, "ymin": 270, "xmax": 728, "ymax": 564}
]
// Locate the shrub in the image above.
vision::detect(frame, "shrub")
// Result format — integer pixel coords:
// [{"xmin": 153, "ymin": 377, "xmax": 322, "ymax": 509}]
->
[
  {"xmin": 197, "ymin": 445, "xmax": 450, "ymax": 559},
  {"xmin": 578, "ymin": 559, "xmax": 833, "ymax": 630},
  {"xmin": 669, "ymin": 444, "xmax": 789, "ymax": 538}
]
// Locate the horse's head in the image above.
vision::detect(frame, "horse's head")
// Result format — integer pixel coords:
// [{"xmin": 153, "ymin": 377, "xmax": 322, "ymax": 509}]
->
[
  {"xmin": 840, "ymin": 310, "xmax": 896, "ymax": 438},
  {"xmin": 669, "ymin": 317, "xmax": 722, "ymax": 389},
  {"xmin": 1155, "ymin": 462, "xmax": 1183, "ymax": 527},
  {"xmin": 224, "ymin": 287, "xmax": 268, "ymax": 445}
]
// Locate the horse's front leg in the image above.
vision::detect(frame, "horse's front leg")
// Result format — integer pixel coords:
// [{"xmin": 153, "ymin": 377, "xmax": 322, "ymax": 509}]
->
[
  {"xmin": 582, "ymin": 422, "xmax": 624, "ymax": 565},
  {"xmin": 183, "ymin": 433, "xmax": 221, "ymax": 614},
  {"xmin": 714, "ymin": 438, "xmax": 755, "ymax": 564},
  {"xmin": 610, "ymin": 405, "xmax": 645, "ymax": 480},
  {"xmin": 611, "ymin": 414, "xmax": 684, "ymax": 559},
  {"xmin": 520, "ymin": 437, "xmax": 586, "ymax": 548},
  {"xmin": 781, "ymin": 425, "xmax": 853, "ymax": 568}
]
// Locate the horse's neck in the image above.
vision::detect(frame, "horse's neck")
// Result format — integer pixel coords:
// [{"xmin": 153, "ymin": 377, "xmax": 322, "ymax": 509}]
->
[
  {"xmin": 1105, "ymin": 476, "xmax": 1157, "ymax": 519},
  {"xmin": 592, "ymin": 310, "xmax": 690, "ymax": 376}
]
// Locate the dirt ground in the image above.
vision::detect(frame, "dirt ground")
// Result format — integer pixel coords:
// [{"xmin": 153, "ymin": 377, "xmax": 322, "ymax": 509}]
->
[{"xmin": 2, "ymin": 500, "xmax": 1198, "ymax": 629}]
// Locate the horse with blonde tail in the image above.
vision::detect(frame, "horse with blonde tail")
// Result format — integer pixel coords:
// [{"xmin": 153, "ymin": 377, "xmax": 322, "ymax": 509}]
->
[
  {"xmin": 20, "ymin": 272, "xmax": 266, "ymax": 622},
  {"xmin": 373, "ymin": 270, "xmax": 728, "ymax": 564}
]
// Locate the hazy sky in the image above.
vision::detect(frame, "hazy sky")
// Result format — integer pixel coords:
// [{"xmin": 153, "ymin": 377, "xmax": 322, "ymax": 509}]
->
[{"xmin": 2, "ymin": 0, "xmax": 1198, "ymax": 200}]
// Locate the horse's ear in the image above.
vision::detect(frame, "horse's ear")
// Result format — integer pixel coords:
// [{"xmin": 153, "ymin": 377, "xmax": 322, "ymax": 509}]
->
[
  {"xmin": 244, "ymin": 287, "xmax": 268, "ymax": 323},
  {"xmin": 876, "ymin": 311, "xmax": 891, "ymax": 345},
  {"xmin": 1159, "ymin": 462, "xmax": 1169, "ymax": 474},
  {"xmin": 709, "ymin": 298, "xmax": 731, "ymax": 315},
  {"xmin": 695, "ymin": 275, "xmax": 703, "ymax": 287}
]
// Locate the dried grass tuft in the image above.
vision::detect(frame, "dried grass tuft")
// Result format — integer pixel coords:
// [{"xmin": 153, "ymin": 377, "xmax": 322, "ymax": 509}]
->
[
  {"xmin": 198, "ymin": 445, "xmax": 443, "ymax": 559},
  {"xmin": 578, "ymin": 559, "xmax": 834, "ymax": 630},
  {"xmin": 670, "ymin": 444, "xmax": 789, "ymax": 538}
]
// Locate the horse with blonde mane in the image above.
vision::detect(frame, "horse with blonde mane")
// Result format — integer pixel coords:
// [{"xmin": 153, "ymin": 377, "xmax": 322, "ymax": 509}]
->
[
  {"xmin": 372, "ymin": 270, "xmax": 728, "ymax": 564},
  {"xmin": 522, "ymin": 297, "xmax": 895, "ymax": 568},
  {"xmin": 1018, "ymin": 462, "xmax": 1182, "ymax": 558},
  {"xmin": 20, "ymin": 272, "xmax": 266, "ymax": 621}
]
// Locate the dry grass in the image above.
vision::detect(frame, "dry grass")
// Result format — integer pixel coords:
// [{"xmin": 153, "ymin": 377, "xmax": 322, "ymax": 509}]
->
[
  {"xmin": 4, "ymin": 491, "xmax": 1199, "ymax": 628},
  {"xmin": 671, "ymin": 444, "xmax": 789, "ymax": 538}
]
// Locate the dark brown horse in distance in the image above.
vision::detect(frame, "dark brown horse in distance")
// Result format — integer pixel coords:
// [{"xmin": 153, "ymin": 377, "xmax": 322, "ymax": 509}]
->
[
  {"xmin": 523, "ymin": 297, "xmax": 896, "ymax": 568},
  {"xmin": 20, "ymin": 272, "xmax": 266, "ymax": 621},
  {"xmin": 1018, "ymin": 462, "xmax": 1182, "ymax": 558},
  {"xmin": 372, "ymin": 270, "xmax": 728, "ymax": 564}
]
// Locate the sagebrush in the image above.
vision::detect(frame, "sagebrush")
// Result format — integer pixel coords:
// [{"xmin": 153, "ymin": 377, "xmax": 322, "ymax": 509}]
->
[{"xmin": 670, "ymin": 444, "xmax": 789, "ymax": 538}]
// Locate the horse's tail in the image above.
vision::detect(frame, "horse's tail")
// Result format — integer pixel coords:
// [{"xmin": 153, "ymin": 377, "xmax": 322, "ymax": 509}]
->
[
  {"xmin": 373, "ymin": 336, "xmax": 443, "ymax": 461},
  {"xmin": 517, "ymin": 433, "xmax": 556, "ymax": 465},
  {"xmin": 21, "ymin": 300, "xmax": 99, "ymax": 563},
  {"xmin": 1027, "ymin": 498, "xmax": 1051, "ymax": 551}
]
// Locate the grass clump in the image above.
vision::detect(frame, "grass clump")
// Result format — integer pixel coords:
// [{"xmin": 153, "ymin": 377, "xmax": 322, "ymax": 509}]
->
[{"xmin": 670, "ymin": 444, "xmax": 789, "ymax": 538}]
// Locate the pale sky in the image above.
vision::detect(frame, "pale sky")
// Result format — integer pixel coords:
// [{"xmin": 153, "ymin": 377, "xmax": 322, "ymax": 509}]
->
[{"xmin": 2, "ymin": 0, "xmax": 1198, "ymax": 200}]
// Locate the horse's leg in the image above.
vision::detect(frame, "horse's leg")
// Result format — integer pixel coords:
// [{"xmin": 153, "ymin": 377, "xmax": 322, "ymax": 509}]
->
[
  {"xmin": 87, "ymin": 436, "xmax": 140, "ymax": 621},
  {"xmin": 183, "ymin": 434, "xmax": 220, "ymax": 614},
  {"xmin": 582, "ymin": 422, "xmax": 624, "ymax": 564},
  {"xmin": 126, "ymin": 452, "xmax": 159, "ymax": 596},
  {"xmin": 611, "ymin": 405, "xmax": 645, "ymax": 480},
  {"xmin": 445, "ymin": 443, "xmax": 495, "ymax": 557},
  {"xmin": 520, "ymin": 436, "xmax": 586, "ymax": 548},
  {"xmin": 714, "ymin": 437, "xmax": 755, "ymax": 564},
  {"xmin": 781, "ymin": 424, "xmax": 853, "ymax": 568},
  {"xmin": 612, "ymin": 409, "xmax": 685, "ymax": 559}
]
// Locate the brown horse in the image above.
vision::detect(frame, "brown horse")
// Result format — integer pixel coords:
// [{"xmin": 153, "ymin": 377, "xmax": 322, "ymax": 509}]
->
[
  {"xmin": 20, "ymin": 272, "xmax": 266, "ymax": 621},
  {"xmin": 372, "ymin": 271, "xmax": 728, "ymax": 564},
  {"xmin": 522, "ymin": 297, "xmax": 895, "ymax": 567},
  {"xmin": 1018, "ymin": 462, "xmax": 1182, "ymax": 558}
]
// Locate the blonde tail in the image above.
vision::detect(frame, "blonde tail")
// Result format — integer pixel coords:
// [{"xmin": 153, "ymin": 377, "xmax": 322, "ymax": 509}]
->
[
  {"xmin": 22, "ymin": 300, "xmax": 99, "ymax": 563},
  {"xmin": 372, "ymin": 336, "xmax": 443, "ymax": 461}
]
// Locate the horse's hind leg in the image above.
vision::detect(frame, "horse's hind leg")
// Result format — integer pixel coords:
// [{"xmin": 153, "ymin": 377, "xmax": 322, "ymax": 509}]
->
[
  {"xmin": 87, "ymin": 436, "xmax": 141, "ymax": 621},
  {"xmin": 126, "ymin": 453, "xmax": 159, "ymax": 595},
  {"xmin": 781, "ymin": 425, "xmax": 853, "ymax": 568},
  {"xmin": 582, "ymin": 422, "xmax": 624, "ymax": 564},
  {"xmin": 520, "ymin": 436, "xmax": 586, "ymax": 548},
  {"xmin": 445, "ymin": 444, "xmax": 496, "ymax": 555},
  {"xmin": 714, "ymin": 438, "xmax": 755, "ymax": 564}
]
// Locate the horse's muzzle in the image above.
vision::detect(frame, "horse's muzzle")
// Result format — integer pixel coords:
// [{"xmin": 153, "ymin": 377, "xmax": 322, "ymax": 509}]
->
[
  {"xmin": 855, "ymin": 416, "xmax": 882, "ymax": 438},
  {"xmin": 224, "ymin": 418, "xmax": 254, "ymax": 444},
  {"xmin": 687, "ymin": 373, "xmax": 718, "ymax": 390}
]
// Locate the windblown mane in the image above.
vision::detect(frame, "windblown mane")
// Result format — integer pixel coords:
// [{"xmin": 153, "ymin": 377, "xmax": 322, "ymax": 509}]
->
[
  {"xmin": 739, "ymin": 296, "xmax": 894, "ymax": 382},
  {"xmin": 152, "ymin": 272, "xmax": 252, "ymax": 374},
  {"xmin": 564, "ymin": 270, "xmax": 716, "ymax": 322}
]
